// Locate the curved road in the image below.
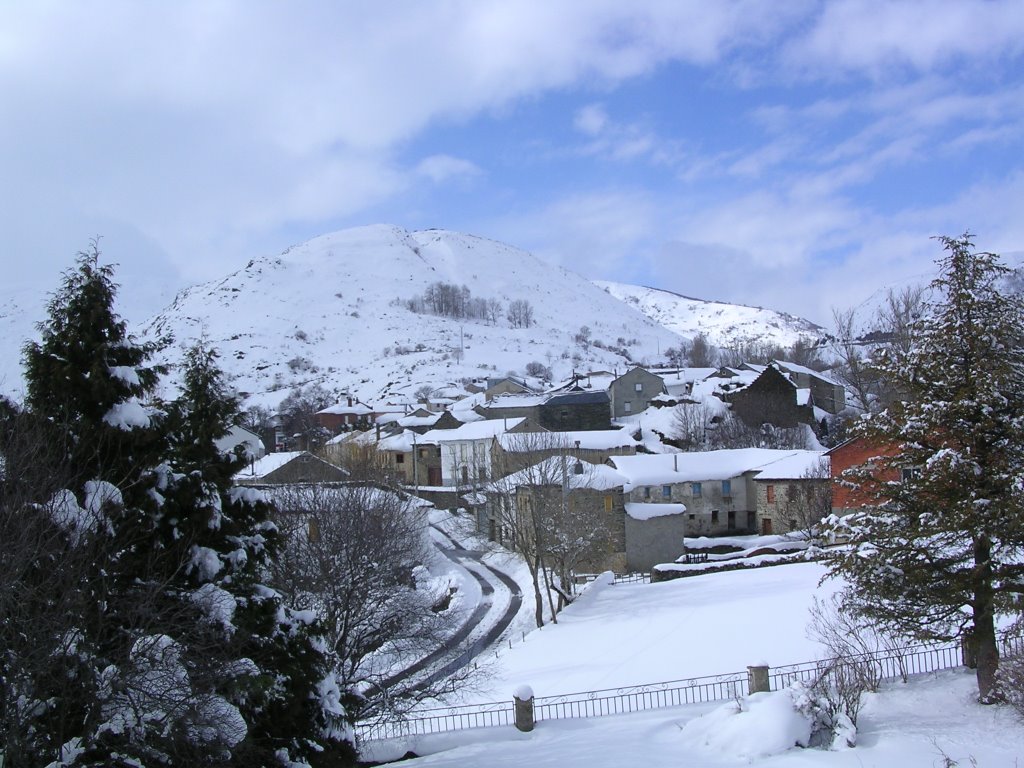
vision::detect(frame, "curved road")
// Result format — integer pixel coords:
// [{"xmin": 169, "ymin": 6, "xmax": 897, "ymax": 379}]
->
[{"xmin": 371, "ymin": 523, "xmax": 523, "ymax": 696}]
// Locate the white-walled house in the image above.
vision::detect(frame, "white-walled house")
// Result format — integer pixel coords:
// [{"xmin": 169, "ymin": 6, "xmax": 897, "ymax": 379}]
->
[{"xmin": 420, "ymin": 417, "xmax": 526, "ymax": 487}]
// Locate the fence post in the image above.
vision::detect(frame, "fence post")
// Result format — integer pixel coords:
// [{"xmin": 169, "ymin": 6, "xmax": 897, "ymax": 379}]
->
[
  {"xmin": 747, "ymin": 664, "xmax": 770, "ymax": 695},
  {"xmin": 513, "ymin": 685, "xmax": 535, "ymax": 732},
  {"xmin": 961, "ymin": 634, "xmax": 978, "ymax": 669}
]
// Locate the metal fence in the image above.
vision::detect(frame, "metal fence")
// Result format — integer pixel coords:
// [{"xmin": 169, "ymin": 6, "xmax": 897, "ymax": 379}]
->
[
  {"xmin": 768, "ymin": 641, "xmax": 961, "ymax": 692},
  {"xmin": 357, "ymin": 634, "xmax": 1020, "ymax": 744},
  {"xmin": 355, "ymin": 699, "xmax": 514, "ymax": 741},
  {"xmin": 533, "ymin": 671, "xmax": 745, "ymax": 722}
]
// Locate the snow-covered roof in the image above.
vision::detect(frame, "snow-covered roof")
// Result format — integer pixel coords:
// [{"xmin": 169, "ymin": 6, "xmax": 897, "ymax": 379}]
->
[
  {"xmin": 215, "ymin": 424, "xmax": 267, "ymax": 459},
  {"xmin": 234, "ymin": 450, "xmax": 305, "ymax": 481},
  {"xmin": 497, "ymin": 428, "xmax": 639, "ymax": 452},
  {"xmin": 495, "ymin": 457, "xmax": 628, "ymax": 491},
  {"xmin": 608, "ymin": 449, "xmax": 826, "ymax": 489},
  {"xmin": 625, "ymin": 502, "xmax": 687, "ymax": 520},
  {"xmin": 420, "ymin": 417, "xmax": 525, "ymax": 443},
  {"xmin": 317, "ymin": 401, "xmax": 374, "ymax": 416},
  {"xmin": 751, "ymin": 451, "xmax": 828, "ymax": 480},
  {"xmin": 487, "ymin": 392, "xmax": 550, "ymax": 408},
  {"xmin": 773, "ymin": 360, "xmax": 842, "ymax": 386}
]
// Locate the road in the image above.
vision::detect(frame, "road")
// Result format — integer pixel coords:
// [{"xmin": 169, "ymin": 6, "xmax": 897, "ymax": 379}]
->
[{"xmin": 370, "ymin": 523, "xmax": 523, "ymax": 696}]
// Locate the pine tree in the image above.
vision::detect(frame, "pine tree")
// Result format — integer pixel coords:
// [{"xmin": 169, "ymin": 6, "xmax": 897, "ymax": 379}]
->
[
  {"xmin": 824, "ymin": 234, "xmax": 1024, "ymax": 702},
  {"xmin": 8, "ymin": 247, "xmax": 355, "ymax": 765}
]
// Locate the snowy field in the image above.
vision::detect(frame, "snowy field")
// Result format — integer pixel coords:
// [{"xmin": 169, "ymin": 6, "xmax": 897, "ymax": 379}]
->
[
  {"xmin": 364, "ymin": 561, "xmax": 1024, "ymax": 766},
  {"xmin": 472, "ymin": 561, "xmax": 840, "ymax": 702}
]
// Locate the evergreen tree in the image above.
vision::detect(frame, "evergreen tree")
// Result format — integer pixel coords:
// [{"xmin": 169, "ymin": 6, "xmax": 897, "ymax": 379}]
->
[
  {"xmin": 824, "ymin": 234, "xmax": 1024, "ymax": 702},
  {"xmin": 7, "ymin": 247, "xmax": 354, "ymax": 766}
]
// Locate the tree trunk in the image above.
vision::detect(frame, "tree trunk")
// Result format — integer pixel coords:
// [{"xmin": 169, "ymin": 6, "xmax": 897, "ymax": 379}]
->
[
  {"xmin": 973, "ymin": 535, "xmax": 1000, "ymax": 703},
  {"xmin": 530, "ymin": 555, "xmax": 544, "ymax": 628}
]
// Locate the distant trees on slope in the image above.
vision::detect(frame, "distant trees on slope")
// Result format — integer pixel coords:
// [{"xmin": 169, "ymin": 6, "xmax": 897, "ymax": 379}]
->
[{"xmin": 400, "ymin": 280, "xmax": 533, "ymax": 328}]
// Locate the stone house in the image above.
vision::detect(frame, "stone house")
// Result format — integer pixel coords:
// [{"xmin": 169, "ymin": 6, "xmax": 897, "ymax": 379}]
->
[
  {"xmin": 751, "ymin": 452, "xmax": 830, "ymax": 535},
  {"xmin": 483, "ymin": 458, "xmax": 629, "ymax": 574},
  {"xmin": 537, "ymin": 390, "xmax": 612, "ymax": 431},
  {"xmin": 609, "ymin": 448, "xmax": 827, "ymax": 546},
  {"xmin": 773, "ymin": 361, "xmax": 847, "ymax": 415},
  {"xmin": 608, "ymin": 366, "xmax": 667, "ymax": 418},
  {"xmin": 475, "ymin": 390, "xmax": 613, "ymax": 432},
  {"xmin": 726, "ymin": 364, "xmax": 815, "ymax": 429},
  {"xmin": 420, "ymin": 417, "xmax": 527, "ymax": 488}
]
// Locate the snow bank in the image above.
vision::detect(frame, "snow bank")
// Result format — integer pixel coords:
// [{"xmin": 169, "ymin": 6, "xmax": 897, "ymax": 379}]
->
[{"xmin": 679, "ymin": 688, "xmax": 812, "ymax": 760}]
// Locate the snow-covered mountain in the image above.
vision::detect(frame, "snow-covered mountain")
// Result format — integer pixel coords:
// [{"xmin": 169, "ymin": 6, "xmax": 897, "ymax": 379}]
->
[
  {"xmin": 139, "ymin": 225, "xmax": 685, "ymax": 406},
  {"xmin": 595, "ymin": 281, "xmax": 824, "ymax": 350},
  {"xmin": 1, "ymin": 225, "xmax": 826, "ymax": 407}
]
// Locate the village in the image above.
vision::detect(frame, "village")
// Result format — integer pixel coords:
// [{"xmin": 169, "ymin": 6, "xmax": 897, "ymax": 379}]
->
[{"xmin": 227, "ymin": 359, "xmax": 868, "ymax": 580}]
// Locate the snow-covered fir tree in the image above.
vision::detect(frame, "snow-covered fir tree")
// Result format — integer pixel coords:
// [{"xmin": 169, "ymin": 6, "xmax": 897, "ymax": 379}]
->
[
  {"xmin": 825, "ymin": 234, "xmax": 1024, "ymax": 702},
  {"xmin": 4, "ymin": 246, "xmax": 354, "ymax": 766}
]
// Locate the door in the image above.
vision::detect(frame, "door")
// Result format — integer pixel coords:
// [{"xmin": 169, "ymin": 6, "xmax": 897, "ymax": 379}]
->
[{"xmin": 761, "ymin": 518, "xmax": 773, "ymax": 535}]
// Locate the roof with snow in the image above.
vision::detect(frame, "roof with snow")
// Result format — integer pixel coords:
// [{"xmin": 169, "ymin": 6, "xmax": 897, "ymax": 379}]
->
[
  {"xmin": 495, "ymin": 457, "xmax": 628, "ymax": 491},
  {"xmin": 608, "ymin": 449, "xmax": 826, "ymax": 489},
  {"xmin": 497, "ymin": 427, "xmax": 639, "ymax": 452},
  {"xmin": 420, "ymin": 417, "xmax": 525, "ymax": 444},
  {"xmin": 625, "ymin": 502, "xmax": 687, "ymax": 520}
]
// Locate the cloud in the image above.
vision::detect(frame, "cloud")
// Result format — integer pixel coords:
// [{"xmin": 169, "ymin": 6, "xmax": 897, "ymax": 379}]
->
[
  {"xmin": 415, "ymin": 155, "xmax": 483, "ymax": 184},
  {"xmin": 574, "ymin": 104, "xmax": 610, "ymax": 136},
  {"xmin": 784, "ymin": 0, "xmax": 1024, "ymax": 78}
]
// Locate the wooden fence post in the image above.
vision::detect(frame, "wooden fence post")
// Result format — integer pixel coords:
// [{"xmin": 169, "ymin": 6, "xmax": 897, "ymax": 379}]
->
[{"xmin": 514, "ymin": 685, "xmax": 535, "ymax": 732}]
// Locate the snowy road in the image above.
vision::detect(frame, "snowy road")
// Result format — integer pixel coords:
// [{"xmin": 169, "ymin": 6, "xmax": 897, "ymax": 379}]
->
[{"xmin": 373, "ymin": 523, "xmax": 524, "ymax": 695}]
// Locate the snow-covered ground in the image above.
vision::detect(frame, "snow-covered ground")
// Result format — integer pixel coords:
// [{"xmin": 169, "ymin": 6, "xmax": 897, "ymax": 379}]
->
[{"xmin": 363, "ymin": 561, "xmax": 1024, "ymax": 766}]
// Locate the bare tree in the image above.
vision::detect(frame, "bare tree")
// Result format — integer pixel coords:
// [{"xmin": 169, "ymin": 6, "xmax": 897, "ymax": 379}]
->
[
  {"xmin": 266, "ymin": 482, "xmax": 457, "ymax": 720},
  {"xmin": 507, "ymin": 299, "xmax": 535, "ymax": 329},
  {"xmin": 488, "ymin": 432, "xmax": 616, "ymax": 627},
  {"xmin": 778, "ymin": 458, "xmax": 832, "ymax": 541},
  {"xmin": 671, "ymin": 401, "xmax": 719, "ymax": 450},
  {"xmin": 688, "ymin": 333, "xmax": 716, "ymax": 367},
  {"xmin": 829, "ymin": 285, "xmax": 927, "ymax": 413}
]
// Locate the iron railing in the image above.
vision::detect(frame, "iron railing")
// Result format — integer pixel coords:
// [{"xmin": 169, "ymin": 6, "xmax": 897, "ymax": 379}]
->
[
  {"xmin": 357, "ymin": 633, "xmax": 1021, "ymax": 743},
  {"xmin": 533, "ymin": 671, "xmax": 745, "ymax": 722}
]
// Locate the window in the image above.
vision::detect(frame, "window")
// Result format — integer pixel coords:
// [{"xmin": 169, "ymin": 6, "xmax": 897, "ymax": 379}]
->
[
  {"xmin": 902, "ymin": 467, "xmax": 921, "ymax": 482},
  {"xmin": 624, "ymin": 401, "xmax": 632, "ymax": 413},
  {"xmin": 689, "ymin": 513, "xmax": 695, "ymax": 521},
  {"xmin": 643, "ymin": 486, "xmax": 651, "ymax": 499},
  {"xmin": 727, "ymin": 510, "xmax": 736, "ymax": 530},
  {"xmin": 711, "ymin": 510, "xmax": 719, "ymax": 523},
  {"xmin": 478, "ymin": 467, "xmax": 487, "ymax": 481},
  {"xmin": 419, "ymin": 448, "xmax": 428, "ymax": 459},
  {"xmin": 634, "ymin": 382, "xmax": 643, "ymax": 392},
  {"xmin": 766, "ymin": 484, "xmax": 775, "ymax": 503},
  {"xmin": 721, "ymin": 479, "xmax": 731, "ymax": 496},
  {"xmin": 396, "ymin": 453, "xmax": 405, "ymax": 464},
  {"xmin": 662, "ymin": 485, "xmax": 672, "ymax": 498},
  {"xmin": 691, "ymin": 482, "xmax": 702, "ymax": 498},
  {"xmin": 604, "ymin": 495, "xmax": 613, "ymax": 512}
]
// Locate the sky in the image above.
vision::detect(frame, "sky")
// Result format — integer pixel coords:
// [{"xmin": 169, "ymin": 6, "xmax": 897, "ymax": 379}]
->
[{"xmin": 2, "ymin": 0, "xmax": 1024, "ymax": 327}]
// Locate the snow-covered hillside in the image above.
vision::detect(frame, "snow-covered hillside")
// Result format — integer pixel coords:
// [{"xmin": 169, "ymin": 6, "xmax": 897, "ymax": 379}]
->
[
  {"xmin": 140, "ymin": 225, "xmax": 684, "ymax": 406},
  {"xmin": 2, "ymin": 226, "xmax": 829, "ymax": 406},
  {"xmin": 595, "ymin": 281, "xmax": 824, "ymax": 350}
]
